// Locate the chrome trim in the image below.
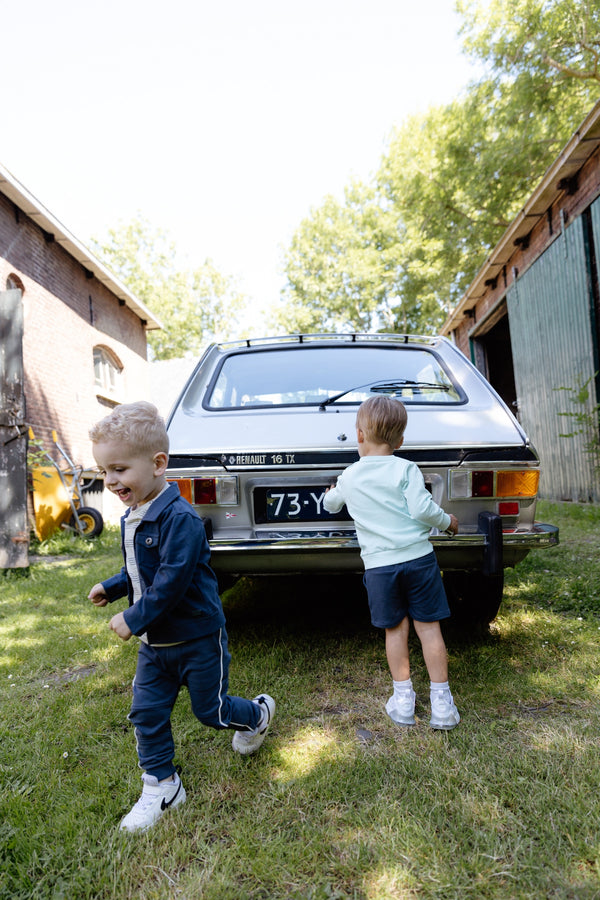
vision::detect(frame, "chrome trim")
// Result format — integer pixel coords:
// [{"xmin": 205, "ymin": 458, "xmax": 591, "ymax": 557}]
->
[{"xmin": 209, "ymin": 523, "xmax": 559, "ymax": 555}]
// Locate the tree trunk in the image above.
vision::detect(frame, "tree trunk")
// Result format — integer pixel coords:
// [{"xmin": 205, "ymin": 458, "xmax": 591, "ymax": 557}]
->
[{"xmin": 0, "ymin": 289, "xmax": 28, "ymax": 568}]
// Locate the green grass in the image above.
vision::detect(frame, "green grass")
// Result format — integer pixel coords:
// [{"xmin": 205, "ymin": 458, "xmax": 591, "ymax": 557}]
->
[{"xmin": 1, "ymin": 502, "xmax": 600, "ymax": 899}]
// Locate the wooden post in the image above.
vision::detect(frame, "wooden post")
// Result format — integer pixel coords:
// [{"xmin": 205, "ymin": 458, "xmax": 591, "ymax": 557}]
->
[{"xmin": 0, "ymin": 289, "xmax": 28, "ymax": 568}]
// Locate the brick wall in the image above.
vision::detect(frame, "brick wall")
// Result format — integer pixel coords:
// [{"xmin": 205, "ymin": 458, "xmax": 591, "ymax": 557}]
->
[{"xmin": 0, "ymin": 192, "xmax": 151, "ymax": 524}]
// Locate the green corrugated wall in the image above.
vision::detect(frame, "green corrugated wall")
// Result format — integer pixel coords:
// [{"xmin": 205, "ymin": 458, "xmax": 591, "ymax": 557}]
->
[{"xmin": 507, "ymin": 210, "xmax": 599, "ymax": 502}]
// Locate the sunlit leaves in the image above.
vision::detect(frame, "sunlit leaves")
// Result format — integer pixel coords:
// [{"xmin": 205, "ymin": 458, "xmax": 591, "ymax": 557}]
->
[
  {"xmin": 458, "ymin": 0, "xmax": 600, "ymax": 86},
  {"xmin": 92, "ymin": 218, "xmax": 249, "ymax": 359},
  {"xmin": 278, "ymin": 0, "xmax": 600, "ymax": 336}
]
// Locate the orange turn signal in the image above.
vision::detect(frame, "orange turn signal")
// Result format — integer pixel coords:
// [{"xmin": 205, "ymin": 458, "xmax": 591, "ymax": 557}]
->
[{"xmin": 496, "ymin": 470, "xmax": 539, "ymax": 498}]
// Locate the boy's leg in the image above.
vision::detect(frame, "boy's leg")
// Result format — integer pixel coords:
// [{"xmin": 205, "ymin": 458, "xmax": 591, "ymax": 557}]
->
[
  {"xmin": 411, "ymin": 619, "xmax": 448, "ymax": 683},
  {"xmin": 184, "ymin": 628, "xmax": 275, "ymax": 754},
  {"xmin": 412, "ymin": 619, "xmax": 460, "ymax": 730},
  {"xmin": 128, "ymin": 643, "xmax": 180, "ymax": 779},
  {"xmin": 385, "ymin": 616, "xmax": 411, "ymax": 681},
  {"xmin": 363, "ymin": 565, "xmax": 415, "ymax": 726},
  {"xmin": 384, "ymin": 617, "xmax": 416, "ymax": 726},
  {"xmin": 120, "ymin": 643, "xmax": 187, "ymax": 832}
]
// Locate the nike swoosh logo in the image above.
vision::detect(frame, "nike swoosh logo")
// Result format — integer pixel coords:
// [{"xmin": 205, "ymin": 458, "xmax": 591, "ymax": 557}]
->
[{"xmin": 160, "ymin": 781, "xmax": 182, "ymax": 810}]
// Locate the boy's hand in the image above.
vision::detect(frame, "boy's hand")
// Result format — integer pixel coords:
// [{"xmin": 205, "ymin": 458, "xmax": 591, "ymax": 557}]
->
[
  {"xmin": 109, "ymin": 612, "xmax": 133, "ymax": 641},
  {"xmin": 447, "ymin": 514, "xmax": 459, "ymax": 535},
  {"xmin": 89, "ymin": 583, "xmax": 108, "ymax": 607}
]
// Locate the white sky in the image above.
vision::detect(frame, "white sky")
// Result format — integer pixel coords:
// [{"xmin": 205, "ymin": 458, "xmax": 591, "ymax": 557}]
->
[{"xmin": 2, "ymin": 0, "xmax": 479, "ymax": 333}]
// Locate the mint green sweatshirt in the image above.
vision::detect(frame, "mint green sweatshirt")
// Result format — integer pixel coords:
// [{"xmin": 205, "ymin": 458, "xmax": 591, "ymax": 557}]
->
[{"xmin": 323, "ymin": 455, "xmax": 451, "ymax": 569}]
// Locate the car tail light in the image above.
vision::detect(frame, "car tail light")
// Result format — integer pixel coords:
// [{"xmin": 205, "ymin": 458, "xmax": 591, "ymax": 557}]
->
[
  {"xmin": 472, "ymin": 471, "xmax": 494, "ymax": 497},
  {"xmin": 449, "ymin": 469, "xmax": 539, "ymax": 500},
  {"xmin": 497, "ymin": 470, "xmax": 539, "ymax": 497},
  {"xmin": 171, "ymin": 478, "xmax": 193, "ymax": 503},
  {"xmin": 167, "ymin": 476, "xmax": 238, "ymax": 506},
  {"xmin": 498, "ymin": 501, "xmax": 520, "ymax": 516}
]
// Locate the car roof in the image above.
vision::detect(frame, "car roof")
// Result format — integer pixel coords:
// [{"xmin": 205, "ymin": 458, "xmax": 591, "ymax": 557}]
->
[{"xmin": 208, "ymin": 333, "xmax": 445, "ymax": 353}]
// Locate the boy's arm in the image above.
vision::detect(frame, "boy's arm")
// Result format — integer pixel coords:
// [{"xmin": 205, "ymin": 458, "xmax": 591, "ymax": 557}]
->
[
  {"xmin": 89, "ymin": 583, "xmax": 109, "ymax": 606},
  {"xmin": 89, "ymin": 568, "xmax": 128, "ymax": 606},
  {"xmin": 109, "ymin": 611, "xmax": 133, "ymax": 641},
  {"xmin": 404, "ymin": 464, "xmax": 453, "ymax": 531},
  {"xmin": 101, "ymin": 568, "xmax": 129, "ymax": 601},
  {"xmin": 323, "ymin": 478, "xmax": 346, "ymax": 514},
  {"xmin": 446, "ymin": 513, "xmax": 459, "ymax": 535}
]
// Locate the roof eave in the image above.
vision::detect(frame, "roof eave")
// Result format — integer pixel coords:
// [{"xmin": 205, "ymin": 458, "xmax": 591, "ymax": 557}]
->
[
  {"xmin": 0, "ymin": 162, "xmax": 162, "ymax": 331},
  {"xmin": 442, "ymin": 99, "xmax": 600, "ymax": 335}
]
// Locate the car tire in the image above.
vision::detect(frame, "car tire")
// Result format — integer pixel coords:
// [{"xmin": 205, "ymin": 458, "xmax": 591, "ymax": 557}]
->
[
  {"xmin": 70, "ymin": 506, "xmax": 104, "ymax": 538},
  {"xmin": 442, "ymin": 572, "xmax": 504, "ymax": 627}
]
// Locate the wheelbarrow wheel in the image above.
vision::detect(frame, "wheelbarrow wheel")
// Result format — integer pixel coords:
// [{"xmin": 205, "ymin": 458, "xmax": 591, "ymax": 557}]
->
[{"xmin": 71, "ymin": 506, "xmax": 104, "ymax": 538}]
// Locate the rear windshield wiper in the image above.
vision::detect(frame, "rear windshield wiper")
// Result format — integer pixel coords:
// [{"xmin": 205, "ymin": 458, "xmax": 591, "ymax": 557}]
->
[
  {"xmin": 371, "ymin": 381, "xmax": 450, "ymax": 394},
  {"xmin": 319, "ymin": 379, "xmax": 449, "ymax": 409}
]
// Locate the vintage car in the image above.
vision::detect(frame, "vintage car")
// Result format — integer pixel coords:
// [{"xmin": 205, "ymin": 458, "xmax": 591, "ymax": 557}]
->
[{"xmin": 166, "ymin": 333, "xmax": 558, "ymax": 626}]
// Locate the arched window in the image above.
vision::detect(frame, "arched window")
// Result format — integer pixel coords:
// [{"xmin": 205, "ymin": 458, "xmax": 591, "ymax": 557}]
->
[
  {"xmin": 6, "ymin": 273, "xmax": 24, "ymax": 293},
  {"xmin": 93, "ymin": 346, "xmax": 122, "ymax": 399}
]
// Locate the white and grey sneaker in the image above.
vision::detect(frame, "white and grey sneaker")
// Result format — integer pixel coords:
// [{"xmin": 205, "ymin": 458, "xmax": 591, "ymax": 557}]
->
[
  {"xmin": 232, "ymin": 694, "xmax": 276, "ymax": 755},
  {"xmin": 430, "ymin": 690, "xmax": 460, "ymax": 730},
  {"xmin": 119, "ymin": 771, "xmax": 186, "ymax": 832},
  {"xmin": 385, "ymin": 689, "xmax": 416, "ymax": 726}
]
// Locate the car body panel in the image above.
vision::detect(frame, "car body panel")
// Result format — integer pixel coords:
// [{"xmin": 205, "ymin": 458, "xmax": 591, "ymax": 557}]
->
[{"xmin": 166, "ymin": 334, "xmax": 558, "ymax": 621}]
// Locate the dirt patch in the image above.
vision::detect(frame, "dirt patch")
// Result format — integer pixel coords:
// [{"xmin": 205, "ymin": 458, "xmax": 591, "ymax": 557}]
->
[
  {"xmin": 29, "ymin": 555, "xmax": 79, "ymax": 565},
  {"xmin": 44, "ymin": 665, "xmax": 97, "ymax": 685}
]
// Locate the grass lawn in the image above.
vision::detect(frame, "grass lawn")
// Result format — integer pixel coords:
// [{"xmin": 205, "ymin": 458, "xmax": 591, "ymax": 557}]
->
[{"xmin": 1, "ymin": 500, "xmax": 600, "ymax": 899}]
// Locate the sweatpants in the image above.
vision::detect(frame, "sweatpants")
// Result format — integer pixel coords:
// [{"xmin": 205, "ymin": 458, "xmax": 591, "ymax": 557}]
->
[{"xmin": 128, "ymin": 627, "xmax": 261, "ymax": 780}]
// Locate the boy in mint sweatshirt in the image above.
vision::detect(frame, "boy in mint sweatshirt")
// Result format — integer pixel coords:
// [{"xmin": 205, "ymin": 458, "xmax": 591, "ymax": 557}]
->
[{"xmin": 324, "ymin": 395, "xmax": 460, "ymax": 729}]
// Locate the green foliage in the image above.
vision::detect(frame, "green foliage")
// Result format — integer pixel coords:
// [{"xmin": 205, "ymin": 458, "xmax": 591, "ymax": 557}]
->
[
  {"xmin": 92, "ymin": 218, "xmax": 249, "ymax": 359},
  {"xmin": 25, "ymin": 436, "xmax": 50, "ymax": 494},
  {"xmin": 29, "ymin": 524, "xmax": 121, "ymax": 559},
  {"xmin": 276, "ymin": 181, "xmax": 446, "ymax": 335},
  {"xmin": 278, "ymin": 0, "xmax": 600, "ymax": 334},
  {"xmin": 457, "ymin": 0, "xmax": 600, "ymax": 87},
  {"xmin": 555, "ymin": 374, "xmax": 600, "ymax": 475}
]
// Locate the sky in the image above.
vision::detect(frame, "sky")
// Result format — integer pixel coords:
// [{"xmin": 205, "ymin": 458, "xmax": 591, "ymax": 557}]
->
[{"xmin": 2, "ymin": 0, "xmax": 480, "ymax": 332}]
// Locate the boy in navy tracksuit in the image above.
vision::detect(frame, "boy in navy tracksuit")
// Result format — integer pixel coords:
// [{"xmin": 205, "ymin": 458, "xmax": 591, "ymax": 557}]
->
[{"xmin": 88, "ymin": 401, "xmax": 275, "ymax": 832}]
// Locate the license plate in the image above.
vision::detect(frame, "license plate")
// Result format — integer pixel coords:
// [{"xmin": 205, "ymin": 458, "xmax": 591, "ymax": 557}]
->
[{"xmin": 254, "ymin": 487, "xmax": 352, "ymax": 524}]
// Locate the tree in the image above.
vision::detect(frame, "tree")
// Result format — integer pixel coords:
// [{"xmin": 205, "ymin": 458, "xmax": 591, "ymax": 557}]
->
[
  {"xmin": 457, "ymin": 0, "xmax": 600, "ymax": 86},
  {"xmin": 279, "ymin": 0, "xmax": 600, "ymax": 333},
  {"xmin": 92, "ymin": 218, "xmax": 248, "ymax": 360},
  {"xmin": 275, "ymin": 179, "xmax": 445, "ymax": 335},
  {"xmin": 275, "ymin": 184, "xmax": 400, "ymax": 334},
  {"xmin": 378, "ymin": 68, "xmax": 596, "ymax": 310}
]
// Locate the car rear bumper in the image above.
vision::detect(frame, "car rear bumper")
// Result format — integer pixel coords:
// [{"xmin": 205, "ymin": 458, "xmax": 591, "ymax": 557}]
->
[{"xmin": 207, "ymin": 522, "xmax": 559, "ymax": 576}]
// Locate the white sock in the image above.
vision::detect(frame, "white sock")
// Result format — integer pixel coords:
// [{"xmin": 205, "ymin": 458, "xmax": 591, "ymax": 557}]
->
[
  {"xmin": 430, "ymin": 681, "xmax": 450, "ymax": 693},
  {"xmin": 393, "ymin": 679, "xmax": 413, "ymax": 696}
]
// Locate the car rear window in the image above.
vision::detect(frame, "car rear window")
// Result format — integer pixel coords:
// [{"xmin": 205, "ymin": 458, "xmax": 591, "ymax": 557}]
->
[{"xmin": 205, "ymin": 345, "xmax": 464, "ymax": 409}]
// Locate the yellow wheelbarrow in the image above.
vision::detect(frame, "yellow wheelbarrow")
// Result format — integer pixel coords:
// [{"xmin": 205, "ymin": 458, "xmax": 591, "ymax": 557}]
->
[{"xmin": 30, "ymin": 429, "xmax": 104, "ymax": 539}]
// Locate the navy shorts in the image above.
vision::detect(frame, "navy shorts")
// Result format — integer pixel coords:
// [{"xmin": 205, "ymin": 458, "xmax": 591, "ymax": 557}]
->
[{"xmin": 363, "ymin": 551, "xmax": 450, "ymax": 628}]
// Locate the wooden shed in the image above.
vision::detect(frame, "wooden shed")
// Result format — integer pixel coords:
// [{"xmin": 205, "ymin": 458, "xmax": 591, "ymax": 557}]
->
[{"xmin": 441, "ymin": 100, "xmax": 600, "ymax": 503}]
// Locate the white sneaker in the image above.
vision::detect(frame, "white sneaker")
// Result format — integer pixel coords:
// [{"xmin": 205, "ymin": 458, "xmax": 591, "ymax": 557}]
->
[
  {"xmin": 385, "ymin": 689, "xmax": 416, "ymax": 726},
  {"xmin": 232, "ymin": 694, "xmax": 275, "ymax": 755},
  {"xmin": 119, "ymin": 772, "xmax": 186, "ymax": 832},
  {"xmin": 430, "ymin": 690, "xmax": 460, "ymax": 730}
]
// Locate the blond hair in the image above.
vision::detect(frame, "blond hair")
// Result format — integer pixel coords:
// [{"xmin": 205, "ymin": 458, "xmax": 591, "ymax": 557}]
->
[
  {"xmin": 89, "ymin": 401, "xmax": 169, "ymax": 455},
  {"xmin": 356, "ymin": 395, "xmax": 407, "ymax": 449}
]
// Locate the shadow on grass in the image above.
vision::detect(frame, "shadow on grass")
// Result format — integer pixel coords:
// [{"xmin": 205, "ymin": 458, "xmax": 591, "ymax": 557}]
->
[
  {"xmin": 221, "ymin": 573, "xmax": 500, "ymax": 651},
  {"xmin": 222, "ymin": 575, "xmax": 373, "ymax": 638}
]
